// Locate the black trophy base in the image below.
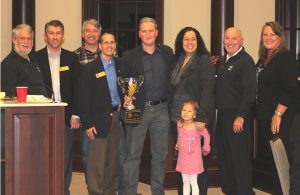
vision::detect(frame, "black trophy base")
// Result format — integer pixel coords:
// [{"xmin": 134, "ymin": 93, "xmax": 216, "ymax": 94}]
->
[{"xmin": 120, "ymin": 108, "xmax": 142, "ymax": 124}]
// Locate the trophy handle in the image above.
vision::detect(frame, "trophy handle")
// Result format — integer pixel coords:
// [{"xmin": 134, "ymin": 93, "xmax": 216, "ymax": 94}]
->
[
  {"xmin": 117, "ymin": 77, "xmax": 125, "ymax": 93},
  {"xmin": 138, "ymin": 75, "xmax": 144, "ymax": 88}
]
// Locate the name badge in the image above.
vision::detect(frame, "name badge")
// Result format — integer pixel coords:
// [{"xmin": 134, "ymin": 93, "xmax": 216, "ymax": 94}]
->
[
  {"xmin": 60, "ymin": 66, "xmax": 70, "ymax": 71},
  {"xmin": 96, "ymin": 71, "xmax": 106, "ymax": 78}
]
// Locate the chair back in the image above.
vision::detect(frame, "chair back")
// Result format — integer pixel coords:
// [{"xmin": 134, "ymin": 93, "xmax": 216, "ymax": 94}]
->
[{"xmin": 269, "ymin": 136, "xmax": 290, "ymax": 195}]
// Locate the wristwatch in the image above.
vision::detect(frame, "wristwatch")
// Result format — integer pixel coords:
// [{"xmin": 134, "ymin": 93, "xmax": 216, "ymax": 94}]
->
[{"xmin": 274, "ymin": 110, "xmax": 283, "ymax": 117}]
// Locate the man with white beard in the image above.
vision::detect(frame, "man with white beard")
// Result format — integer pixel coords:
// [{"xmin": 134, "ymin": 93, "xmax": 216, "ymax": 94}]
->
[{"xmin": 1, "ymin": 24, "xmax": 47, "ymax": 97}]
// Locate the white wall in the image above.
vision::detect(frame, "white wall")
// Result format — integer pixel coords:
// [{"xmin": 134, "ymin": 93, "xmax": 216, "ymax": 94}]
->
[
  {"xmin": 0, "ymin": 0, "xmax": 82, "ymax": 61},
  {"xmin": 164, "ymin": 0, "xmax": 211, "ymax": 50},
  {"xmin": 1, "ymin": 0, "xmax": 275, "ymax": 62},
  {"xmin": 35, "ymin": 0, "xmax": 82, "ymax": 51},
  {"xmin": 164, "ymin": 0, "xmax": 275, "ymax": 62},
  {"xmin": 235, "ymin": 0, "xmax": 275, "ymax": 61},
  {"xmin": 0, "ymin": 0, "xmax": 12, "ymax": 61}
]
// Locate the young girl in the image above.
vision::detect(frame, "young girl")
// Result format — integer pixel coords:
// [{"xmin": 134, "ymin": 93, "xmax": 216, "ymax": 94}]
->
[{"xmin": 176, "ymin": 100, "xmax": 211, "ymax": 195}]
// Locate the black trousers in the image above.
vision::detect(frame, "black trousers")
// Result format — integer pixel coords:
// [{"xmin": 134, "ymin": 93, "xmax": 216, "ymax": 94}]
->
[
  {"xmin": 216, "ymin": 109, "xmax": 255, "ymax": 195},
  {"xmin": 65, "ymin": 127, "xmax": 74, "ymax": 195},
  {"xmin": 259, "ymin": 108, "xmax": 296, "ymax": 195},
  {"xmin": 290, "ymin": 142, "xmax": 300, "ymax": 195},
  {"xmin": 289, "ymin": 114, "xmax": 300, "ymax": 195},
  {"xmin": 171, "ymin": 121, "xmax": 208, "ymax": 195},
  {"xmin": 258, "ymin": 120, "xmax": 283, "ymax": 195}
]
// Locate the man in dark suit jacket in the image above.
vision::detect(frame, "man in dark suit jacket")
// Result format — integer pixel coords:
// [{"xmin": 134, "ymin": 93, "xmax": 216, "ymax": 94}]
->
[
  {"xmin": 121, "ymin": 17, "xmax": 174, "ymax": 195},
  {"xmin": 78, "ymin": 33, "xmax": 122, "ymax": 195},
  {"xmin": 35, "ymin": 20, "xmax": 80, "ymax": 195}
]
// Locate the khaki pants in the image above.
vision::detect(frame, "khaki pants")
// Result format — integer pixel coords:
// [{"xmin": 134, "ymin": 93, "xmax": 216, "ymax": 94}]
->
[{"xmin": 87, "ymin": 111, "xmax": 121, "ymax": 195}]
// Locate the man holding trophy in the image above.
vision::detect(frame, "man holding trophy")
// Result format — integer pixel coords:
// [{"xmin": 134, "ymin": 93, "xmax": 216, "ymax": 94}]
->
[
  {"xmin": 78, "ymin": 33, "xmax": 122, "ymax": 195},
  {"xmin": 120, "ymin": 17, "xmax": 174, "ymax": 195}
]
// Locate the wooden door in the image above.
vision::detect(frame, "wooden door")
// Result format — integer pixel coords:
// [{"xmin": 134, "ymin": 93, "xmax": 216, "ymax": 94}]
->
[{"xmin": 2, "ymin": 106, "xmax": 65, "ymax": 195}]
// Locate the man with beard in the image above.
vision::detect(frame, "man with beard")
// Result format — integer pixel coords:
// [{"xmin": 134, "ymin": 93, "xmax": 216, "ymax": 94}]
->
[
  {"xmin": 35, "ymin": 20, "xmax": 80, "ymax": 195},
  {"xmin": 1, "ymin": 24, "xmax": 47, "ymax": 96}
]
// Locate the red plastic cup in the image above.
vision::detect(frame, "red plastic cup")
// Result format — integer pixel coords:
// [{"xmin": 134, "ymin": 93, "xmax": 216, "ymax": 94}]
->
[{"xmin": 16, "ymin": 87, "xmax": 28, "ymax": 103}]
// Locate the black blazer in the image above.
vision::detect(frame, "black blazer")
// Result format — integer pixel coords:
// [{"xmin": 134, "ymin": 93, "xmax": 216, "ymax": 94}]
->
[
  {"xmin": 120, "ymin": 44, "xmax": 174, "ymax": 110},
  {"xmin": 257, "ymin": 50, "xmax": 299, "ymax": 119},
  {"xmin": 78, "ymin": 56, "xmax": 122, "ymax": 138},
  {"xmin": 169, "ymin": 54, "xmax": 215, "ymax": 124},
  {"xmin": 35, "ymin": 47, "xmax": 80, "ymax": 127}
]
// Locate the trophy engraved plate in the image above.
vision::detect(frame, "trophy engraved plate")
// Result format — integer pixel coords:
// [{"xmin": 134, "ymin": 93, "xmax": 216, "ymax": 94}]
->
[{"xmin": 118, "ymin": 76, "xmax": 144, "ymax": 123}]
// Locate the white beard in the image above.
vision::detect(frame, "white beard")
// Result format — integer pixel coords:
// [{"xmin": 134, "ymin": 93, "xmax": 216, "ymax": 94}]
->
[{"xmin": 14, "ymin": 44, "xmax": 32, "ymax": 56}]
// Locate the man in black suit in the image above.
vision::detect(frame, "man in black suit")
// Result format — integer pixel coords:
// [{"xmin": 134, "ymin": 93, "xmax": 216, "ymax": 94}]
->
[
  {"xmin": 35, "ymin": 20, "xmax": 80, "ymax": 195},
  {"xmin": 78, "ymin": 33, "xmax": 122, "ymax": 195},
  {"xmin": 121, "ymin": 17, "xmax": 174, "ymax": 195}
]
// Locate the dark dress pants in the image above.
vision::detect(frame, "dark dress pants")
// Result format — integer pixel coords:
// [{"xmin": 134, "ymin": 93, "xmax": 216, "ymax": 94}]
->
[
  {"xmin": 259, "ymin": 120, "xmax": 283, "ymax": 195},
  {"xmin": 216, "ymin": 109, "xmax": 255, "ymax": 195},
  {"xmin": 259, "ymin": 108, "xmax": 295, "ymax": 195},
  {"xmin": 287, "ymin": 113, "xmax": 300, "ymax": 195},
  {"xmin": 290, "ymin": 141, "xmax": 300, "ymax": 195},
  {"xmin": 65, "ymin": 126, "xmax": 74, "ymax": 195}
]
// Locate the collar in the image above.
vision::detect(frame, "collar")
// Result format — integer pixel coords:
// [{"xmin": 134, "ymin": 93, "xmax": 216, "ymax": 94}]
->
[
  {"xmin": 47, "ymin": 47, "xmax": 61, "ymax": 58},
  {"xmin": 11, "ymin": 50, "xmax": 31, "ymax": 62},
  {"xmin": 100, "ymin": 54, "xmax": 114, "ymax": 65},
  {"xmin": 226, "ymin": 47, "xmax": 243, "ymax": 61},
  {"xmin": 82, "ymin": 46, "xmax": 100, "ymax": 54},
  {"xmin": 138, "ymin": 44, "xmax": 161, "ymax": 54}
]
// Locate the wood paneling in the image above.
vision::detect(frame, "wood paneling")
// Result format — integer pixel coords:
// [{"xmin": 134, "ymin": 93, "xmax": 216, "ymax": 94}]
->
[{"xmin": 2, "ymin": 106, "xmax": 65, "ymax": 195}]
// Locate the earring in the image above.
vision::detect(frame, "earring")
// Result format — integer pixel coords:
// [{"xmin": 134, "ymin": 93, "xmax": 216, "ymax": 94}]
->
[{"xmin": 193, "ymin": 116, "xmax": 196, "ymax": 118}]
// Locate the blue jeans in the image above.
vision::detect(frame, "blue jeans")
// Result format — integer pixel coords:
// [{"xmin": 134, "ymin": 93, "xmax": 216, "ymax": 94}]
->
[
  {"xmin": 80, "ymin": 128, "xmax": 89, "ymax": 184},
  {"xmin": 119, "ymin": 123, "xmax": 126, "ymax": 195},
  {"xmin": 123, "ymin": 102, "xmax": 169, "ymax": 195}
]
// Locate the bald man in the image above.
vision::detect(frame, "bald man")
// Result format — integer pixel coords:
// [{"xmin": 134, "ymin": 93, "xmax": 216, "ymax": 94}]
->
[{"xmin": 215, "ymin": 27, "xmax": 256, "ymax": 195}]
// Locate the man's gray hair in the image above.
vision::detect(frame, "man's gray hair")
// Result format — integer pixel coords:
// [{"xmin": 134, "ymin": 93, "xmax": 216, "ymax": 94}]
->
[
  {"xmin": 12, "ymin": 24, "xmax": 34, "ymax": 39},
  {"xmin": 138, "ymin": 17, "xmax": 157, "ymax": 30},
  {"xmin": 82, "ymin": 19, "xmax": 102, "ymax": 34}
]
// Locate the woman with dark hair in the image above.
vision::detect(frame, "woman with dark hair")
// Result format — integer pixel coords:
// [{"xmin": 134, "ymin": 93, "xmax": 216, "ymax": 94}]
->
[
  {"xmin": 256, "ymin": 21, "xmax": 299, "ymax": 195},
  {"xmin": 169, "ymin": 27, "xmax": 215, "ymax": 195}
]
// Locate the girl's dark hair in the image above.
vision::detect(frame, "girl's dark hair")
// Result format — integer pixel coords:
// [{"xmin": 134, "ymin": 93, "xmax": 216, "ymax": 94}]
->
[{"xmin": 174, "ymin": 27, "xmax": 209, "ymax": 60}]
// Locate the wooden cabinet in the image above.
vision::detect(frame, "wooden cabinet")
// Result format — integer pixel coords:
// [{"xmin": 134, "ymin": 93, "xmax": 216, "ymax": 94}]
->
[{"xmin": 1, "ymin": 102, "xmax": 66, "ymax": 195}]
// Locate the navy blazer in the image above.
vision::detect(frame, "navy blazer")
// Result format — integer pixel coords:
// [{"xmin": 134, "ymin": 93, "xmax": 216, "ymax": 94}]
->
[
  {"xmin": 35, "ymin": 47, "xmax": 81, "ymax": 127},
  {"xmin": 78, "ymin": 56, "xmax": 122, "ymax": 138}
]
